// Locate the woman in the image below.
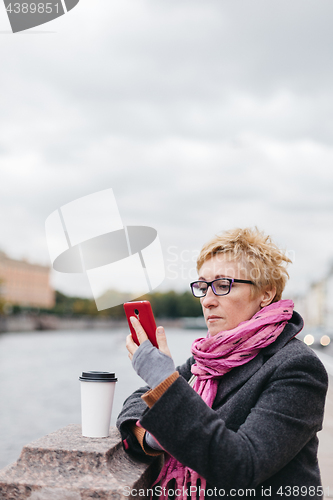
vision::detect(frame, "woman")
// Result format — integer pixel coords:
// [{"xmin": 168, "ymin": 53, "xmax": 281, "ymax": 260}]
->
[{"xmin": 117, "ymin": 227, "xmax": 328, "ymax": 500}]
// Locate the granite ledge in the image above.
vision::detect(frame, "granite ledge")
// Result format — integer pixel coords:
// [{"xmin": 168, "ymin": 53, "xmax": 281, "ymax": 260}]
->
[
  {"xmin": 0, "ymin": 424, "xmax": 162, "ymax": 500},
  {"xmin": 16, "ymin": 425, "xmax": 123, "ymax": 474}
]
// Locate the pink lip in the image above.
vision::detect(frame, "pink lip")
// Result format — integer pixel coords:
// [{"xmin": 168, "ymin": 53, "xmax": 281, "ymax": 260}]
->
[{"xmin": 207, "ymin": 316, "xmax": 221, "ymax": 322}]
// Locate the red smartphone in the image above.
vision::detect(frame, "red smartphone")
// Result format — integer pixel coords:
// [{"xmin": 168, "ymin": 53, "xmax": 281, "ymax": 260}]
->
[{"xmin": 123, "ymin": 301, "xmax": 158, "ymax": 348}]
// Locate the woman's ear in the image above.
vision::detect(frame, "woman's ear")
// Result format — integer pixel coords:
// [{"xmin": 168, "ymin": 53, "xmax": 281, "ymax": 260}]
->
[{"xmin": 260, "ymin": 287, "xmax": 276, "ymax": 307}]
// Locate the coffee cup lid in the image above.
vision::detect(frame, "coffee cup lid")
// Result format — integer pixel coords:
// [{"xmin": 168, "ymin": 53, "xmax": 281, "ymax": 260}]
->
[{"xmin": 79, "ymin": 371, "xmax": 117, "ymax": 382}]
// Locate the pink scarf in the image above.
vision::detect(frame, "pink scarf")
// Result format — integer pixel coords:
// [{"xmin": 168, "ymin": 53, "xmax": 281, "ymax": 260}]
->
[{"xmin": 152, "ymin": 299, "xmax": 294, "ymax": 500}]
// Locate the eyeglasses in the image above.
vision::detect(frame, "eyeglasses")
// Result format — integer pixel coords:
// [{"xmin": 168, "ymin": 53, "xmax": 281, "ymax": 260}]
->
[{"xmin": 190, "ymin": 278, "xmax": 254, "ymax": 298}]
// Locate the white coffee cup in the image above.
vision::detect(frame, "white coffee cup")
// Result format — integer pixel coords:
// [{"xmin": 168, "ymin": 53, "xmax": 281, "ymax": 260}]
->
[{"xmin": 79, "ymin": 371, "xmax": 117, "ymax": 438}]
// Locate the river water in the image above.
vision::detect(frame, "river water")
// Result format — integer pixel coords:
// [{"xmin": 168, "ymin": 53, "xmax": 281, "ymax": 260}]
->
[{"xmin": 0, "ymin": 327, "xmax": 202, "ymax": 469}]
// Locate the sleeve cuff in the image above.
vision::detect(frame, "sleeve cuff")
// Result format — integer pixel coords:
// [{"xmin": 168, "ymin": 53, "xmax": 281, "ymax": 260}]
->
[
  {"xmin": 141, "ymin": 371, "xmax": 179, "ymax": 408},
  {"xmin": 129, "ymin": 422, "xmax": 163, "ymax": 457}
]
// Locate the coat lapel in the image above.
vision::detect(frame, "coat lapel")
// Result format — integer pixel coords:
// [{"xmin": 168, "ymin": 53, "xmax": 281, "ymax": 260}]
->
[{"xmin": 213, "ymin": 351, "xmax": 265, "ymax": 407}]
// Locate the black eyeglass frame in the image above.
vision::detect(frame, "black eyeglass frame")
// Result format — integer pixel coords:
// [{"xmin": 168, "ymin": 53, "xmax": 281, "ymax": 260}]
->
[{"xmin": 190, "ymin": 278, "xmax": 255, "ymax": 298}]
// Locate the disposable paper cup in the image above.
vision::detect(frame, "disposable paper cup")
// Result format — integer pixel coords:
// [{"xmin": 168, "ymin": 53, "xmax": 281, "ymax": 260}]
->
[{"xmin": 79, "ymin": 371, "xmax": 117, "ymax": 438}]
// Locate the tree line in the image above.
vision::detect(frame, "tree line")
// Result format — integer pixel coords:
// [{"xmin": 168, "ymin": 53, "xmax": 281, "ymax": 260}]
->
[{"xmin": 6, "ymin": 290, "xmax": 203, "ymax": 319}]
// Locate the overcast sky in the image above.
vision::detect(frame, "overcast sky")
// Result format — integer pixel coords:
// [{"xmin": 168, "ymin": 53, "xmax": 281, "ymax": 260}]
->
[{"xmin": 1, "ymin": 0, "xmax": 333, "ymax": 299}]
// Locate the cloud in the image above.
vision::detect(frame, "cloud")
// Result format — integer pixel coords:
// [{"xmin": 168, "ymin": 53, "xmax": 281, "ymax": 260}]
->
[{"xmin": 1, "ymin": 0, "xmax": 333, "ymax": 296}]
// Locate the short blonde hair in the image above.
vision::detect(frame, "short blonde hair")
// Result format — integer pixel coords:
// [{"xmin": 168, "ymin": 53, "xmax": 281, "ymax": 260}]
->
[{"xmin": 197, "ymin": 227, "xmax": 292, "ymax": 302}]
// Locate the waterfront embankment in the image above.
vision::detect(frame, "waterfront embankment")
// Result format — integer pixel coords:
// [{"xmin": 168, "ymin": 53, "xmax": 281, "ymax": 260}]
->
[{"xmin": 0, "ymin": 314, "xmax": 189, "ymax": 333}]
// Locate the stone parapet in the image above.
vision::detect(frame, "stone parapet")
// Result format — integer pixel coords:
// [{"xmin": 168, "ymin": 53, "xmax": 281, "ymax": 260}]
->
[{"xmin": 0, "ymin": 424, "xmax": 161, "ymax": 499}]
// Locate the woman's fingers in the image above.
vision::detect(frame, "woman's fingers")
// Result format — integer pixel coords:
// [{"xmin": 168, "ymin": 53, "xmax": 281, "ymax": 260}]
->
[
  {"xmin": 126, "ymin": 316, "xmax": 150, "ymax": 360},
  {"xmin": 126, "ymin": 317, "xmax": 172, "ymax": 361},
  {"xmin": 125, "ymin": 333, "xmax": 137, "ymax": 361},
  {"xmin": 156, "ymin": 326, "xmax": 172, "ymax": 358},
  {"xmin": 130, "ymin": 316, "xmax": 149, "ymax": 344}
]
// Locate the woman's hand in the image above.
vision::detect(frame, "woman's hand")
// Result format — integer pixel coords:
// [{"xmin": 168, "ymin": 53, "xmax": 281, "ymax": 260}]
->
[
  {"xmin": 126, "ymin": 316, "xmax": 172, "ymax": 360},
  {"xmin": 126, "ymin": 316, "xmax": 175, "ymax": 389}
]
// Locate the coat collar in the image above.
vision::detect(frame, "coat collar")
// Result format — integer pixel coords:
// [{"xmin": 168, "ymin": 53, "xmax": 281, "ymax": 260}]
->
[
  {"xmin": 261, "ymin": 311, "xmax": 303, "ymax": 356},
  {"xmin": 212, "ymin": 311, "xmax": 304, "ymax": 407}
]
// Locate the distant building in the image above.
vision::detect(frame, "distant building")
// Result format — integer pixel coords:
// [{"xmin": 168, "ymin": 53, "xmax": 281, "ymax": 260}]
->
[
  {"xmin": 304, "ymin": 279, "xmax": 326, "ymax": 327},
  {"xmin": 0, "ymin": 251, "xmax": 55, "ymax": 309},
  {"xmin": 325, "ymin": 266, "xmax": 333, "ymax": 330},
  {"xmin": 291, "ymin": 264, "xmax": 333, "ymax": 331}
]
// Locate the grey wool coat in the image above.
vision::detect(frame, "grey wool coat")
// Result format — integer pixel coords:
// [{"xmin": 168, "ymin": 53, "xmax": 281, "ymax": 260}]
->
[{"xmin": 116, "ymin": 312, "xmax": 328, "ymax": 500}]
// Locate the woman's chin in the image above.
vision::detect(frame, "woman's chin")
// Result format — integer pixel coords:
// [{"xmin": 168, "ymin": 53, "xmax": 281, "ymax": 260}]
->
[
  {"xmin": 207, "ymin": 317, "xmax": 235, "ymax": 335},
  {"xmin": 207, "ymin": 322, "xmax": 224, "ymax": 336}
]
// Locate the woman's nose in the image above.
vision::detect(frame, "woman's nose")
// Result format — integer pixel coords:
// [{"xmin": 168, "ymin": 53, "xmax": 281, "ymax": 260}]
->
[{"xmin": 201, "ymin": 285, "xmax": 218, "ymax": 307}]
